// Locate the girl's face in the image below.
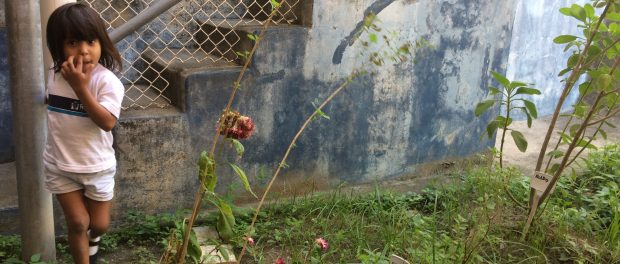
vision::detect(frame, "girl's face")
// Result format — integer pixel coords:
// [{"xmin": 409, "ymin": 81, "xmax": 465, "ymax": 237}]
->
[{"xmin": 63, "ymin": 39, "xmax": 101, "ymax": 66}]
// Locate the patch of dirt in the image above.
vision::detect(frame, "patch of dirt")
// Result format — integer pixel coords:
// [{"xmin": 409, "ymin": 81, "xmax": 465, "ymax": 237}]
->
[{"xmin": 496, "ymin": 113, "xmax": 620, "ymax": 174}]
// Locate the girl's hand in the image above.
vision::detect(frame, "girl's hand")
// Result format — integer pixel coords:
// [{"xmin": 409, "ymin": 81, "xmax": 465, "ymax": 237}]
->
[
  {"xmin": 61, "ymin": 55, "xmax": 96, "ymax": 93},
  {"xmin": 59, "ymin": 55, "xmax": 116, "ymax": 131}
]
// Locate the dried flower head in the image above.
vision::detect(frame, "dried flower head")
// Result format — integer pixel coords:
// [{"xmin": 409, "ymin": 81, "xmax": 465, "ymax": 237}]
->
[
  {"xmin": 218, "ymin": 110, "xmax": 255, "ymax": 139},
  {"xmin": 244, "ymin": 236, "xmax": 255, "ymax": 246},
  {"xmin": 315, "ymin": 237, "xmax": 328, "ymax": 251}
]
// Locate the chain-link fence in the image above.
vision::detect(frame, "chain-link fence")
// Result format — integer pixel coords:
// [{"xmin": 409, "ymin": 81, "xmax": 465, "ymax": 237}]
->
[{"xmin": 81, "ymin": 0, "xmax": 301, "ymax": 110}]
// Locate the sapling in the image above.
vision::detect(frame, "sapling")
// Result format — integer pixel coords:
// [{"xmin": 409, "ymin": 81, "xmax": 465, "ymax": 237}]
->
[
  {"xmin": 475, "ymin": 72, "xmax": 541, "ymax": 169},
  {"xmin": 523, "ymin": 0, "xmax": 620, "ymax": 236}
]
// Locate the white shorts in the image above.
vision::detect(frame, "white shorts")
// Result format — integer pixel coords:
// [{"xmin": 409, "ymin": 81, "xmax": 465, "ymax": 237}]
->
[{"xmin": 44, "ymin": 161, "xmax": 116, "ymax": 202}]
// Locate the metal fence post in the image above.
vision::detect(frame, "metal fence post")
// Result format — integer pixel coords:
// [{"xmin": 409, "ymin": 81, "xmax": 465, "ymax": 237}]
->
[{"xmin": 5, "ymin": 0, "xmax": 56, "ymax": 261}]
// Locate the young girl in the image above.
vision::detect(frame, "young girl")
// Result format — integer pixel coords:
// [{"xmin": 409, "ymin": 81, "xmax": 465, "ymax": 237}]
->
[{"xmin": 44, "ymin": 3, "xmax": 123, "ymax": 263}]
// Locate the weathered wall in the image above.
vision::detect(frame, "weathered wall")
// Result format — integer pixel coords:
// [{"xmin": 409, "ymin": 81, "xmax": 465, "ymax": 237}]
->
[
  {"xmin": 0, "ymin": 1, "xmax": 12, "ymax": 163},
  {"xmin": 1, "ymin": 0, "xmax": 520, "ymax": 233},
  {"xmin": 175, "ymin": 0, "xmax": 517, "ymax": 200},
  {"xmin": 507, "ymin": 0, "xmax": 587, "ymax": 118}
]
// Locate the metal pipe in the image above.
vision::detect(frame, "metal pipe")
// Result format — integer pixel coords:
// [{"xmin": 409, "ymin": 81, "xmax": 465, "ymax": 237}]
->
[
  {"xmin": 5, "ymin": 0, "xmax": 56, "ymax": 261},
  {"xmin": 109, "ymin": 0, "xmax": 182, "ymax": 43}
]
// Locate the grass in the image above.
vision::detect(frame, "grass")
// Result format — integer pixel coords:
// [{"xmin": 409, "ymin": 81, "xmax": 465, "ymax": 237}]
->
[{"xmin": 1, "ymin": 144, "xmax": 619, "ymax": 263}]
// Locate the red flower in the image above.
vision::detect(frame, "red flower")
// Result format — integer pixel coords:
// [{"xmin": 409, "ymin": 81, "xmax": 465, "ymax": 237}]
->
[
  {"xmin": 315, "ymin": 237, "xmax": 328, "ymax": 251},
  {"xmin": 218, "ymin": 111, "xmax": 256, "ymax": 140},
  {"xmin": 275, "ymin": 257, "xmax": 285, "ymax": 264}
]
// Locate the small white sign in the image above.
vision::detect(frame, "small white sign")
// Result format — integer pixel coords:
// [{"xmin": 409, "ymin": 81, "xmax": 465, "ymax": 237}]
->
[{"xmin": 531, "ymin": 171, "xmax": 553, "ymax": 193}]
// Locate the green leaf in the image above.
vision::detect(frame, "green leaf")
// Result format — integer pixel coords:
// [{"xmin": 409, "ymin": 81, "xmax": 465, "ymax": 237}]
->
[
  {"xmin": 30, "ymin": 254, "xmax": 41, "ymax": 262},
  {"xmin": 570, "ymin": 4, "xmax": 587, "ymax": 22},
  {"xmin": 216, "ymin": 198, "xmax": 235, "ymax": 242},
  {"xmin": 558, "ymin": 67, "xmax": 572, "ymax": 76},
  {"xmin": 198, "ymin": 151, "xmax": 217, "ymax": 192},
  {"xmin": 610, "ymin": 22, "xmax": 620, "ymax": 36},
  {"xmin": 312, "ymin": 102, "xmax": 331, "ymax": 120},
  {"xmin": 229, "ymin": 163, "xmax": 258, "ymax": 198},
  {"xmin": 596, "ymin": 74, "xmax": 612, "ymax": 91},
  {"xmin": 247, "ymin": 33, "xmax": 258, "ymax": 41},
  {"xmin": 549, "ymin": 163, "xmax": 560, "ymax": 174},
  {"xmin": 574, "ymin": 101, "xmax": 589, "ymax": 119},
  {"xmin": 554, "ymin": 35, "xmax": 578, "ymax": 44},
  {"xmin": 491, "ymin": 71, "xmax": 510, "ymax": 88},
  {"xmin": 567, "ymin": 54, "xmax": 580, "ymax": 68},
  {"xmin": 607, "ymin": 12, "xmax": 620, "ymax": 22},
  {"xmin": 558, "ymin": 131, "xmax": 573, "ymax": 144},
  {"xmin": 511, "ymin": 130, "xmax": 528, "ymax": 152},
  {"xmin": 522, "ymin": 99, "xmax": 538, "ymax": 118},
  {"xmin": 270, "ymin": 0, "xmax": 281, "ymax": 10},
  {"xmin": 599, "ymin": 128, "xmax": 608, "ymax": 140},
  {"xmin": 604, "ymin": 121, "xmax": 617, "ymax": 128},
  {"xmin": 525, "ymin": 111, "xmax": 533, "ymax": 128},
  {"xmin": 496, "ymin": 116, "xmax": 512, "ymax": 128},
  {"xmin": 515, "ymin": 87, "xmax": 542, "ymax": 95},
  {"xmin": 489, "ymin": 86, "xmax": 502, "ymax": 95},
  {"xmin": 576, "ymin": 139, "xmax": 597, "ymax": 149},
  {"xmin": 369, "ymin": 33, "xmax": 378, "ymax": 43},
  {"xmin": 485, "ymin": 121, "xmax": 499, "ymax": 139},
  {"xmin": 587, "ymin": 45, "xmax": 602, "ymax": 58},
  {"xmin": 509, "ymin": 81, "xmax": 529, "ymax": 89},
  {"xmin": 187, "ymin": 228, "xmax": 202, "ymax": 261},
  {"xmin": 475, "ymin": 100, "xmax": 495, "ymax": 116},
  {"xmin": 230, "ymin": 139, "xmax": 245, "ymax": 156},
  {"xmin": 584, "ymin": 4, "xmax": 595, "ymax": 19},
  {"xmin": 235, "ymin": 51, "xmax": 250, "ymax": 59},
  {"xmin": 569, "ymin": 124, "xmax": 581, "ymax": 137},
  {"xmin": 578, "ymin": 81, "xmax": 592, "ymax": 95},
  {"xmin": 220, "ymin": 246, "xmax": 230, "ymax": 260},
  {"xmin": 546, "ymin": 150, "xmax": 565, "ymax": 158}
]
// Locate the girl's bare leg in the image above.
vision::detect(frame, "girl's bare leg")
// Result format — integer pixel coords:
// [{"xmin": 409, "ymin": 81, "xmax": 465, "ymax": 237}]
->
[
  {"xmin": 85, "ymin": 198, "xmax": 111, "ymax": 238},
  {"xmin": 56, "ymin": 190, "xmax": 90, "ymax": 264}
]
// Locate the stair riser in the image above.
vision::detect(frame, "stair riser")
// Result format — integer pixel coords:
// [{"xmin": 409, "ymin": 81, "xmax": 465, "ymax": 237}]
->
[{"xmin": 196, "ymin": 24, "xmax": 254, "ymax": 65}]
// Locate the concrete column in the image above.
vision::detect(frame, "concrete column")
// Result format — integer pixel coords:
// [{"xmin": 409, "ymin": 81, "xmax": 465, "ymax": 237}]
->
[
  {"xmin": 40, "ymin": 0, "xmax": 75, "ymax": 80},
  {"xmin": 5, "ymin": 0, "xmax": 56, "ymax": 261}
]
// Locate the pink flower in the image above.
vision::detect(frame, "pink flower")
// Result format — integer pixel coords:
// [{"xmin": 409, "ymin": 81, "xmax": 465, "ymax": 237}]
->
[
  {"xmin": 315, "ymin": 237, "xmax": 328, "ymax": 251},
  {"xmin": 244, "ymin": 236, "xmax": 255, "ymax": 246},
  {"xmin": 218, "ymin": 111, "xmax": 256, "ymax": 140},
  {"xmin": 275, "ymin": 257, "xmax": 285, "ymax": 264}
]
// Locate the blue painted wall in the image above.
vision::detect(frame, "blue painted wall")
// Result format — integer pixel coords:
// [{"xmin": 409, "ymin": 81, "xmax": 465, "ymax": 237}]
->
[
  {"xmin": 507, "ymin": 0, "xmax": 587, "ymax": 119},
  {"xmin": 0, "ymin": 27, "xmax": 12, "ymax": 163},
  {"xmin": 179, "ymin": 0, "xmax": 516, "ymax": 191}
]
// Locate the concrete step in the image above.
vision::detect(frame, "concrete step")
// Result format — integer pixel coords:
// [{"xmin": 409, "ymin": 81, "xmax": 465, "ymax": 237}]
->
[
  {"xmin": 141, "ymin": 47, "xmax": 241, "ymax": 111},
  {"xmin": 123, "ymin": 84, "xmax": 172, "ymax": 110},
  {"xmin": 195, "ymin": 18, "xmax": 306, "ymax": 64},
  {"xmin": 241, "ymin": 0, "xmax": 306, "ymax": 24}
]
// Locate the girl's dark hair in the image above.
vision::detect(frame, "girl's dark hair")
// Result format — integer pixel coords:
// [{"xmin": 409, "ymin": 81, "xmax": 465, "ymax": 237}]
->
[{"xmin": 46, "ymin": 3, "xmax": 122, "ymax": 73}]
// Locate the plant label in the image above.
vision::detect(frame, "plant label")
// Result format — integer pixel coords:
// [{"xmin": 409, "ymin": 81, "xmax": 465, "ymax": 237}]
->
[{"xmin": 531, "ymin": 171, "xmax": 553, "ymax": 194}]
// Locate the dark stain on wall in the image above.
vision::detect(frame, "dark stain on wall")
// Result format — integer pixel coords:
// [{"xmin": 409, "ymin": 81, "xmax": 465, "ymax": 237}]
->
[
  {"xmin": 332, "ymin": 0, "xmax": 396, "ymax": 64},
  {"xmin": 406, "ymin": 1, "xmax": 511, "ymax": 165},
  {"xmin": 0, "ymin": 28, "xmax": 13, "ymax": 163}
]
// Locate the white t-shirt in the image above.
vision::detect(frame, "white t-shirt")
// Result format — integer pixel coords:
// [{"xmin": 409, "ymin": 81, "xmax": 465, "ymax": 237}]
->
[{"xmin": 43, "ymin": 64, "xmax": 124, "ymax": 173}]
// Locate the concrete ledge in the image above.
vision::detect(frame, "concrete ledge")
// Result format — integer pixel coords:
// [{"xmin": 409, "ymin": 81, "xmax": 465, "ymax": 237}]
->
[{"xmin": 0, "ymin": 207, "xmax": 19, "ymax": 235}]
